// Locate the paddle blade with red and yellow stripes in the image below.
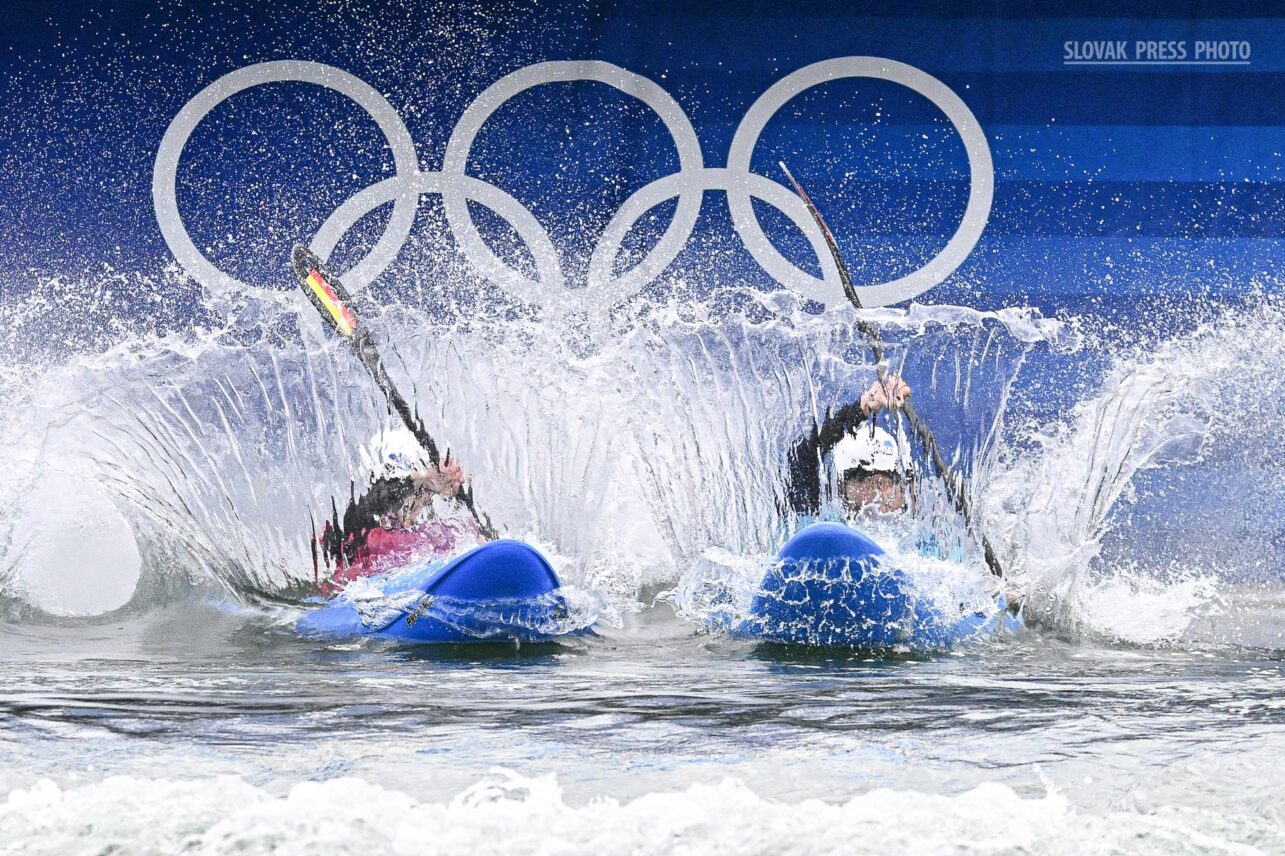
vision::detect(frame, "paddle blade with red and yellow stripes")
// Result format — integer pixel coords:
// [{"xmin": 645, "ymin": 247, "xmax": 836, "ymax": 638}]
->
[{"xmin": 292, "ymin": 245, "xmax": 361, "ymax": 340}]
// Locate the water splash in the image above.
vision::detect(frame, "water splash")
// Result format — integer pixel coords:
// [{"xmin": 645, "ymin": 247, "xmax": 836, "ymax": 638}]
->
[
  {"xmin": 2, "ymin": 768, "xmax": 1278, "ymax": 855},
  {"xmin": 8, "ymin": 263, "xmax": 1281, "ymax": 654},
  {"xmin": 0, "ymin": 269, "xmax": 1058, "ymax": 618},
  {"xmin": 991, "ymin": 296, "xmax": 1285, "ymax": 647}
]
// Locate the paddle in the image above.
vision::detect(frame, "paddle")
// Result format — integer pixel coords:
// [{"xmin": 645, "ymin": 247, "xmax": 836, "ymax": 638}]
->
[
  {"xmin": 291, "ymin": 244, "xmax": 496, "ymax": 540},
  {"xmin": 778, "ymin": 162, "xmax": 1004, "ymax": 578}
]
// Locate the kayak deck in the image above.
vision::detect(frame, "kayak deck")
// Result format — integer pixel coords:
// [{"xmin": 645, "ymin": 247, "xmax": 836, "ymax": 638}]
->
[
  {"xmin": 298, "ymin": 539, "xmax": 593, "ymax": 644},
  {"xmin": 733, "ymin": 523, "xmax": 1019, "ymax": 649}
]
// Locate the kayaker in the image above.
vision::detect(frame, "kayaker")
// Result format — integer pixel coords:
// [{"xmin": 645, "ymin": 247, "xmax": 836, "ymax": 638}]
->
[
  {"xmin": 789, "ymin": 375, "xmax": 1023, "ymax": 610},
  {"xmin": 787, "ymin": 374, "xmax": 913, "ymax": 517},
  {"xmin": 318, "ymin": 427, "xmax": 483, "ymax": 585}
]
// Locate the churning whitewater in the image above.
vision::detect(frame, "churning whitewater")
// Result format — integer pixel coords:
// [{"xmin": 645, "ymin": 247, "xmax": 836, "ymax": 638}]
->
[{"xmin": 1, "ymin": 268, "xmax": 1282, "ymax": 852}]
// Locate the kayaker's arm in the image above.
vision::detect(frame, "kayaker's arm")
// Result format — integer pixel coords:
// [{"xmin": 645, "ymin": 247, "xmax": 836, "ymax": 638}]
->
[
  {"xmin": 346, "ymin": 458, "xmax": 465, "ymax": 532},
  {"xmin": 859, "ymin": 375, "xmax": 911, "ymax": 415}
]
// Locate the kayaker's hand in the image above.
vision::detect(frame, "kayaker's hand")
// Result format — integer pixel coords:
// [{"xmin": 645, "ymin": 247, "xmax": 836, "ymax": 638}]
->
[
  {"xmin": 413, "ymin": 457, "xmax": 465, "ymax": 498},
  {"xmin": 1003, "ymin": 584, "xmax": 1026, "ymax": 615},
  {"xmin": 860, "ymin": 375, "xmax": 911, "ymax": 416}
]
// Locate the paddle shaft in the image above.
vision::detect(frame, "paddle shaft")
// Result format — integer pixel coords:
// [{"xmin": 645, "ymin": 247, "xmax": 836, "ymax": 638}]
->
[{"xmin": 779, "ymin": 163, "xmax": 1004, "ymax": 577}]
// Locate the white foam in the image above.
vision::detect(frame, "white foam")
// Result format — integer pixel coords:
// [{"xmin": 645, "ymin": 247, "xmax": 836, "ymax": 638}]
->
[
  {"xmin": 0, "ymin": 770, "xmax": 1277, "ymax": 855},
  {"xmin": 1063, "ymin": 574, "xmax": 1219, "ymax": 646},
  {"xmin": 8, "ymin": 471, "xmax": 141, "ymax": 616}
]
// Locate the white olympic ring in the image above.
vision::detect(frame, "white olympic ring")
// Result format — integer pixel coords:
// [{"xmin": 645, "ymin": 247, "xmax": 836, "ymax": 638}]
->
[{"xmin": 154, "ymin": 57, "xmax": 993, "ymax": 309}]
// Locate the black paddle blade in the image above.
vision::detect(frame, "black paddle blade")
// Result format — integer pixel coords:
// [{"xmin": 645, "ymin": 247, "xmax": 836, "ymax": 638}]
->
[
  {"xmin": 292, "ymin": 245, "xmax": 362, "ymax": 340},
  {"xmin": 779, "ymin": 160, "xmax": 869, "ymax": 319}
]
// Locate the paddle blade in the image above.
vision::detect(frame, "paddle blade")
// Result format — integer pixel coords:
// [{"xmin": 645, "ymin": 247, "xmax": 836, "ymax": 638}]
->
[{"xmin": 292, "ymin": 244, "xmax": 360, "ymax": 339}]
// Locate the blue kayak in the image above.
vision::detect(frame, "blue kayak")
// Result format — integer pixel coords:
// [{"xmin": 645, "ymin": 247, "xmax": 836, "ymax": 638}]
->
[
  {"xmin": 733, "ymin": 522, "xmax": 1019, "ymax": 649},
  {"xmin": 297, "ymin": 539, "xmax": 592, "ymax": 644}
]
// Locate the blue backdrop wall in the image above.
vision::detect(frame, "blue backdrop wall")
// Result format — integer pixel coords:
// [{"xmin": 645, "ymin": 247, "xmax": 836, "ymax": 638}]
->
[{"xmin": 1, "ymin": 1, "xmax": 1281, "ymax": 318}]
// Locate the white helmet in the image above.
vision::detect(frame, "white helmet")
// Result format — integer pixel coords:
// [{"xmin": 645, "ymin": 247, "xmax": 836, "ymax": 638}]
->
[
  {"xmin": 832, "ymin": 425, "xmax": 910, "ymax": 476},
  {"xmin": 361, "ymin": 426, "xmax": 429, "ymax": 480}
]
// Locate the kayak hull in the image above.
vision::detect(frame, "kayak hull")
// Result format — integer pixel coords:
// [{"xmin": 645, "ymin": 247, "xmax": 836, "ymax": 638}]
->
[
  {"xmin": 298, "ymin": 539, "xmax": 580, "ymax": 644},
  {"xmin": 733, "ymin": 522, "xmax": 1017, "ymax": 649}
]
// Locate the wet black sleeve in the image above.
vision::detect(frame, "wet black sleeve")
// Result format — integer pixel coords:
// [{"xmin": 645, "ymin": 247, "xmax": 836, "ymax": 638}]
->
[
  {"xmin": 786, "ymin": 423, "xmax": 822, "ymax": 515},
  {"xmin": 347, "ymin": 477, "xmax": 416, "ymax": 528},
  {"xmin": 320, "ymin": 477, "xmax": 418, "ymax": 567},
  {"xmin": 785, "ymin": 401, "xmax": 868, "ymax": 515}
]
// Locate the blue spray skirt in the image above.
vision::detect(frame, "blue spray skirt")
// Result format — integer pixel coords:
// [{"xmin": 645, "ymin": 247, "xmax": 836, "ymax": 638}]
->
[
  {"xmin": 297, "ymin": 539, "xmax": 590, "ymax": 644},
  {"xmin": 733, "ymin": 523, "xmax": 1020, "ymax": 649}
]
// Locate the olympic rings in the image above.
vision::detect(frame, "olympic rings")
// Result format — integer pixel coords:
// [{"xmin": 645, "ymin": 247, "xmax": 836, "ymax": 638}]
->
[{"xmin": 154, "ymin": 57, "xmax": 993, "ymax": 310}]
